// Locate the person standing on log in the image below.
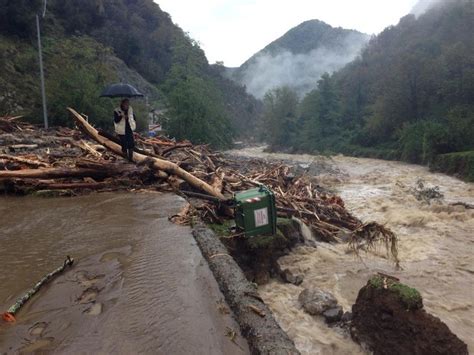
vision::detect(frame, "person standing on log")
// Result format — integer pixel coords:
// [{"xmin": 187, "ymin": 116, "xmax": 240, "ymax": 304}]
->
[{"xmin": 114, "ymin": 98, "xmax": 136, "ymax": 162}]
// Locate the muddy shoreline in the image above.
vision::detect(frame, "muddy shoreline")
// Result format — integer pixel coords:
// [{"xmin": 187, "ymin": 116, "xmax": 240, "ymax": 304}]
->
[{"xmin": 0, "ymin": 193, "xmax": 250, "ymax": 354}]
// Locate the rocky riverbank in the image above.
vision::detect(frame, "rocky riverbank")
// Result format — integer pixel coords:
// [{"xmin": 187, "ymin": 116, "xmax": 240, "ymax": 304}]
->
[{"xmin": 227, "ymin": 146, "xmax": 473, "ymax": 354}]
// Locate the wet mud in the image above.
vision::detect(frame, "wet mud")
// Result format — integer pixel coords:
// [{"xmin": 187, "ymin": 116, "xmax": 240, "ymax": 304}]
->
[{"xmin": 0, "ymin": 193, "xmax": 249, "ymax": 354}]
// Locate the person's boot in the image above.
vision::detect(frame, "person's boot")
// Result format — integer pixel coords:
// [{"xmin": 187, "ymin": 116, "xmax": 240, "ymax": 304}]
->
[{"xmin": 128, "ymin": 149, "xmax": 134, "ymax": 162}]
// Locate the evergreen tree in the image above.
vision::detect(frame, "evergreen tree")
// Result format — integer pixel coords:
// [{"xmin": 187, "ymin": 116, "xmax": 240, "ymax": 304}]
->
[{"xmin": 262, "ymin": 87, "xmax": 299, "ymax": 149}]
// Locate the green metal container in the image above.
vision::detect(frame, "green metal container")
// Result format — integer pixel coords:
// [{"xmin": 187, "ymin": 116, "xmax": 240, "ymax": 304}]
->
[{"xmin": 234, "ymin": 185, "xmax": 277, "ymax": 237}]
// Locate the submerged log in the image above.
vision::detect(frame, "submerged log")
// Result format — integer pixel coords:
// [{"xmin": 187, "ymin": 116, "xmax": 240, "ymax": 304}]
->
[{"xmin": 68, "ymin": 107, "xmax": 225, "ymax": 200}]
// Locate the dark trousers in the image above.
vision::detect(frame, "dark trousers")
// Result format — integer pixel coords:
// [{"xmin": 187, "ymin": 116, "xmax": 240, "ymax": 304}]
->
[{"xmin": 118, "ymin": 134, "xmax": 134, "ymax": 162}]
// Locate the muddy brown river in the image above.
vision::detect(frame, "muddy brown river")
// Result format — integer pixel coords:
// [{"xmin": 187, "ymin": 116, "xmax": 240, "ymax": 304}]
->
[
  {"xmin": 228, "ymin": 147, "xmax": 474, "ymax": 355},
  {"xmin": 1, "ymin": 151, "xmax": 472, "ymax": 354},
  {"xmin": 0, "ymin": 193, "xmax": 248, "ymax": 354}
]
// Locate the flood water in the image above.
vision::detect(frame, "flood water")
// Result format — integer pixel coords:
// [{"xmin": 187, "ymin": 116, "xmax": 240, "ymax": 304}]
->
[
  {"xmin": 0, "ymin": 193, "xmax": 248, "ymax": 354},
  {"xmin": 228, "ymin": 147, "xmax": 474, "ymax": 355}
]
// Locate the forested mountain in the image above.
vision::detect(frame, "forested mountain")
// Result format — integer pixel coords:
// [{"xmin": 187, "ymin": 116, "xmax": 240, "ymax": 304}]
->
[
  {"xmin": 0, "ymin": 0, "xmax": 260, "ymax": 148},
  {"xmin": 262, "ymin": 0, "xmax": 474, "ymax": 179},
  {"xmin": 225, "ymin": 20, "xmax": 369, "ymax": 98}
]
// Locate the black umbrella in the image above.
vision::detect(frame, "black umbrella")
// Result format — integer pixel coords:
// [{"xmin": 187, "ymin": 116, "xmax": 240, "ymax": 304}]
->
[{"xmin": 100, "ymin": 83, "xmax": 144, "ymax": 98}]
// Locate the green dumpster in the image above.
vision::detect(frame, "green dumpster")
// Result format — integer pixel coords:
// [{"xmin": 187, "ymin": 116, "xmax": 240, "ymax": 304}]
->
[{"xmin": 234, "ymin": 185, "xmax": 277, "ymax": 237}]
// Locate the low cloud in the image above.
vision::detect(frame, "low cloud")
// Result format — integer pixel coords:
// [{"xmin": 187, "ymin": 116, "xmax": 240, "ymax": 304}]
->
[
  {"xmin": 238, "ymin": 33, "xmax": 368, "ymax": 99},
  {"xmin": 410, "ymin": 0, "xmax": 453, "ymax": 16}
]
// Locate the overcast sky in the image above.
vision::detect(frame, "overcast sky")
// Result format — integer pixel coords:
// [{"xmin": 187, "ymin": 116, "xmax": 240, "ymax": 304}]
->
[{"xmin": 156, "ymin": 0, "xmax": 420, "ymax": 67}]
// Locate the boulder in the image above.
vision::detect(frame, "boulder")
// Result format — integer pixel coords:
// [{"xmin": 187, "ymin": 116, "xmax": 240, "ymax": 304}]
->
[
  {"xmin": 351, "ymin": 275, "xmax": 468, "ymax": 355},
  {"xmin": 281, "ymin": 269, "xmax": 304, "ymax": 286},
  {"xmin": 298, "ymin": 288, "xmax": 338, "ymax": 316},
  {"xmin": 341, "ymin": 311, "xmax": 353, "ymax": 322},
  {"xmin": 323, "ymin": 306, "xmax": 343, "ymax": 323}
]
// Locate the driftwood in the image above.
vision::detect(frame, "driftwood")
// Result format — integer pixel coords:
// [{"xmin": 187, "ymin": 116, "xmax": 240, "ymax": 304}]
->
[
  {"xmin": 0, "ymin": 154, "xmax": 49, "ymax": 168},
  {"xmin": 8, "ymin": 144, "xmax": 39, "ymax": 150},
  {"xmin": 2, "ymin": 256, "xmax": 74, "ymax": 322},
  {"xmin": 450, "ymin": 201, "xmax": 474, "ymax": 209},
  {"xmin": 24, "ymin": 180, "xmax": 109, "ymax": 190},
  {"xmin": 97, "ymin": 128, "xmax": 163, "ymax": 158},
  {"xmin": 68, "ymin": 107, "xmax": 225, "ymax": 200},
  {"xmin": 1, "ymin": 111, "xmax": 399, "ymax": 263},
  {"xmin": 0, "ymin": 167, "xmax": 120, "ymax": 180},
  {"xmin": 0, "ymin": 115, "xmax": 31, "ymax": 133},
  {"xmin": 162, "ymin": 143, "xmax": 193, "ymax": 156}
]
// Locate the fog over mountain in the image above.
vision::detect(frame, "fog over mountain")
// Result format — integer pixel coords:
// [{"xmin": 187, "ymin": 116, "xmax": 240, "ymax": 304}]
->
[
  {"xmin": 411, "ymin": 0, "xmax": 470, "ymax": 16},
  {"xmin": 225, "ymin": 20, "xmax": 369, "ymax": 99}
]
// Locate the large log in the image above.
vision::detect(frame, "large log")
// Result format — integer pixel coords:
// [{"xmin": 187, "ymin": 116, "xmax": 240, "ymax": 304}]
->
[
  {"xmin": 67, "ymin": 107, "xmax": 226, "ymax": 200},
  {"xmin": 0, "ymin": 167, "xmax": 120, "ymax": 180},
  {"xmin": 0, "ymin": 154, "xmax": 49, "ymax": 168},
  {"xmin": 97, "ymin": 129, "xmax": 163, "ymax": 158},
  {"xmin": 35, "ymin": 181, "xmax": 109, "ymax": 190},
  {"xmin": 192, "ymin": 225, "xmax": 299, "ymax": 355}
]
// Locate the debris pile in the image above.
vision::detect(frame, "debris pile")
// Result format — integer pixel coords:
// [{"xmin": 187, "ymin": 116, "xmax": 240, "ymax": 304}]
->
[
  {"xmin": 0, "ymin": 110, "xmax": 398, "ymax": 262},
  {"xmin": 0, "ymin": 115, "xmax": 32, "ymax": 133},
  {"xmin": 410, "ymin": 178, "xmax": 444, "ymax": 204}
]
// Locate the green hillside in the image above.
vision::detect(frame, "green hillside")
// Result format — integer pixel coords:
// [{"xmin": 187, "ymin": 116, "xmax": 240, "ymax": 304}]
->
[
  {"xmin": 262, "ymin": 0, "xmax": 474, "ymax": 180},
  {"xmin": 0, "ymin": 0, "xmax": 260, "ymax": 148}
]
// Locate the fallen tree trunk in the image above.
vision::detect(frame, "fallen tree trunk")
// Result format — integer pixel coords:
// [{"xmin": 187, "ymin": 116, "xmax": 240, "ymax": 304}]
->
[
  {"xmin": 97, "ymin": 129, "xmax": 163, "ymax": 158},
  {"xmin": 0, "ymin": 154, "xmax": 49, "ymax": 168},
  {"xmin": 0, "ymin": 167, "xmax": 120, "ymax": 180},
  {"xmin": 162, "ymin": 143, "xmax": 193, "ymax": 156},
  {"xmin": 36, "ymin": 181, "xmax": 109, "ymax": 190},
  {"xmin": 8, "ymin": 144, "xmax": 39, "ymax": 150},
  {"xmin": 67, "ymin": 107, "xmax": 225, "ymax": 200}
]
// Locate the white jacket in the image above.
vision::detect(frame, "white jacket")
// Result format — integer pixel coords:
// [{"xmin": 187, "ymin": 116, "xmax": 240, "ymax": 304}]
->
[{"xmin": 114, "ymin": 106, "xmax": 136, "ymax": 135}]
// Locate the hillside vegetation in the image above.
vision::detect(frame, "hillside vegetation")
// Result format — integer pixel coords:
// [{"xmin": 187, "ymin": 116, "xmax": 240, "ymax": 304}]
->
[
  {"xmin": 226, "ymin": 20, "xmax": 369, "ymax": 98},
  {"xmin": 262, "ymin": 0, "xmax": 474, "ymax": 180},
  {"xmin": 0, "ymin": 0, "xmax": 259, "ymax": 148}
]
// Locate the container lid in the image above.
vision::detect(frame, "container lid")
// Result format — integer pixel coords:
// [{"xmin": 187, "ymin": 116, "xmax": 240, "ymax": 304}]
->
[{"xmin": 234, "ymin": 186, "xmax": 271, "ymax": 203}]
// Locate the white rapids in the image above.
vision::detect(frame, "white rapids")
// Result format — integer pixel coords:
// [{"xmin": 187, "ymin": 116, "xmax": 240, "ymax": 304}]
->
[{"xmin": 227, "ymin": 147, "xmax": 474, "ymax": 354}]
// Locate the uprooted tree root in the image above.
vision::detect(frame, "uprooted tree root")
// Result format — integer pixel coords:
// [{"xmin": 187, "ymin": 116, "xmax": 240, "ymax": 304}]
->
[{"xmin": 349, "ymin": 222, "xmax": 400, "ymax": 267}]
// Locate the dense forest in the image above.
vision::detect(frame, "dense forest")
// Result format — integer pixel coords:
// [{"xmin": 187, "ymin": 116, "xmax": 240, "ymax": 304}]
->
[
  {"xmin": 262, "ymin": 0, "xmax": 474, "ymax": 179},
  {"xmin": 0, "ymin": 0, "xmax": 260, "ymax": 148}
]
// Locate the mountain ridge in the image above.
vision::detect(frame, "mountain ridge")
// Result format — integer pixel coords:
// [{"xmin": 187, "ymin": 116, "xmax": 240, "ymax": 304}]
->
[
  {"xmin": 225, "ymin": 19, "xmax": 370, "ymax": 98},
  {"xmin": 260, "ymin": 0, "xmax": 474, "ymax": 179}
]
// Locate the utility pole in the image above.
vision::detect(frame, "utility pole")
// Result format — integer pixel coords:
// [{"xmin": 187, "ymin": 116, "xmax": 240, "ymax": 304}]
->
[{"xmin": 36, "ymin": 0, "xmax": 48, "ymax": 129}]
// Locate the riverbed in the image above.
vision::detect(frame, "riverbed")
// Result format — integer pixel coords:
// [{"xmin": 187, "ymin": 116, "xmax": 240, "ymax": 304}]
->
[
  {"xmin": 0, "ymin": 192, "xmax": 248, "ymax": 354},
  {"xmin": 227, "ymin": 147, "xmax": 474, "ymax": 354}
]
